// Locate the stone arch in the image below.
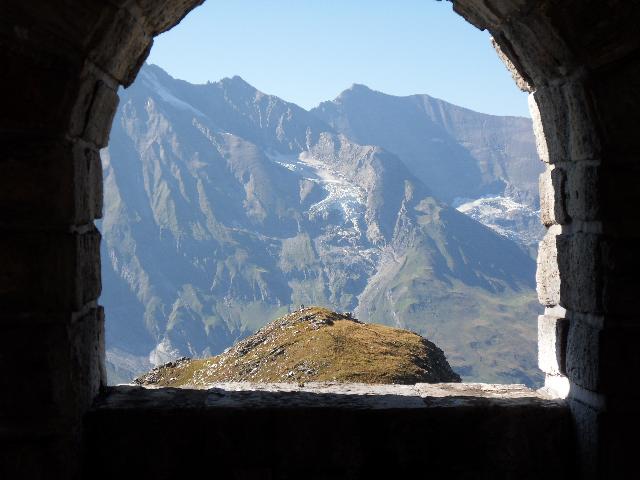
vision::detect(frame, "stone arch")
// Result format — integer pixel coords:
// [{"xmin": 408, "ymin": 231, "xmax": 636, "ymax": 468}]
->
[{"xmin": 1, "ymin": 1, "xmax": 638, "ymax": 478}]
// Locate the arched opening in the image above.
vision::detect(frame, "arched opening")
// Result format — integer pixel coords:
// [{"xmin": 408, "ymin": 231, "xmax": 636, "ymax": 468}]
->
[
  {"xmin": 2, "ymin": 1, "xmax": 638, "ymax": 478},
  {"xmin": 101, "ymin": 1, "xmax": 543, "ymax": 388}
]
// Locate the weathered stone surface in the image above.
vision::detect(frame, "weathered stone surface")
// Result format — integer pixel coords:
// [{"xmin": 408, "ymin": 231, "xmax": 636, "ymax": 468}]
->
[
  {"xmin": 528, "ymin": 91, "xmax": 549, "ymax": 162},
  {"xmin": 601, "ymin": 165, "xmax": 640, "ymax": 238},
  {"xmin": 568, "ymin": 398, "xmax": 601, "ymax": 480},
  {"xmin": 0, "ymin": 138, "xmax": 102, "ymax": 227},
  {"xmin": 103, "ymin": 382, "xmax": 557, "ymax": 408},
  {"xmin": 452, "ymin": 0, "xmax": 532, "ymax": 31},
  {"xmin": 566, "ymin": 319, "xmax": 601, "ymax": 392},
  {"xmin": 539, "ymin": 165, "xmax": 568, "ymax": 226},
  {"xmin": 0, "ymin": 307, "xmax": 103, "ymax": 480},
  {"xmin": 599, "ymin": 326, "xmax": 640, "ymax": 394},
  {"xmin": 566, "ymin": 163, "xmax": 601, "ymax": 222},
  {"xmin": 541, "ymin": 0, "xmax": 640, "ymax": 71},
  {"xmin": 0, "ymin": 42, "xmax": 83, "ymax": 134},
  {"xmin": 592, "ymin": 52, "xmax": 640, "ymax": 156},
  {"xmin": 556, "ymin": 232, "xmax": 602, "ymax": 314},
  {"xmin": 130, "ymin": 0, "xmax": 205, "ymax": 35},
  {"xmin": 537, "ymin": 229, "xmax": 603, "ymax": 314},
  {"xmin": 0, "ymin": 229, "xmax": 101, "ymax": 312},
  {"xmin": 502, "ymin": 12, "xmax": 578, "ymax": 86},
  {"xmin": 491, "ymin": 36, "xmax": 532, "ymax": 92},
  {"xmin": 538, "ymin": 314, "xmax": 568, "ymax": 375},
  {"xmin": 69, "ymin": 73, "xmax": 119, "ymax": 148},
  {"xmin": 536, "ymin": 228, "xmax": 561, "ymax": 306},
  {"xmin": 0, "ymin": 433, "xmax": 79, "ymax": 480},
  {"xmin": 602, "ymin": 274, "xmax": 640, "ymax": 317},
  {"xmin": 566, "ymin": 319, "xmax": 640, "ymax": 395},
  {"xmin": 0, "ymin": 308, "xmax": 104, "ymax": 420},
  {"xmin": 87, "ymin": 6, "xmax": 152, "ymax": 86},
  {"xmin": 530, "ymin": 82, "xmax": 601, "ymax": 165},
  {"xmin": 1, "ymin": 0, "xmax": 639, "ymax": 478},
  {"xmin": 84, "ymin": 383, "xmax": 573, "ymax": 479}
]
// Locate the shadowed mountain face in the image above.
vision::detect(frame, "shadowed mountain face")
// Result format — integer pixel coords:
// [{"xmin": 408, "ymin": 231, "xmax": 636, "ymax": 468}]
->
[{"xmin": 101, "ymin": 64, "xmax": 542, "ymax": 386}]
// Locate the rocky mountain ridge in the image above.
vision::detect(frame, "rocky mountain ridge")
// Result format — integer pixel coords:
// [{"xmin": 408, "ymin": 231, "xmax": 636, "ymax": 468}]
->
[{"xmin": 101, "ymin": 64, "xmax": 542, "ymax": 386}]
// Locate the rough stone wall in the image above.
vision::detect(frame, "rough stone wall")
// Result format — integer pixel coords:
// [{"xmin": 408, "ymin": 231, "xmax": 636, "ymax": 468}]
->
[
  {"xmin": 0, "ymin": 0, "xmax": 638, "ymax": 478},
  {"xmin": 0, "ymin": 1, "xmax": 203, "ymax": 478},
  {"xmin": 451, "ymin": 1, "xmax": 640, "ymax": 478},
  {"xmin": 86, "ymin": 383, "xmax": 574, "ymax": 479}
]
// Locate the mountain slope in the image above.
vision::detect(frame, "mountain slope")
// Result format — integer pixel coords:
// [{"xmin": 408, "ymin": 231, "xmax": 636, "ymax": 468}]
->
[
  {"xmin": 101, "ymin": 64, "xmax": 542, "ymax": 386},
  {"xmin": 312, "ymin": 84, "xmax": 542, "ymax": 204},
  {"xmin": 135, "ymin": 307, "xmax": 461, "ymax": 387},
  {"xmin": 312, "ymin": 85, "xmax": 545, "ymax": 254}
]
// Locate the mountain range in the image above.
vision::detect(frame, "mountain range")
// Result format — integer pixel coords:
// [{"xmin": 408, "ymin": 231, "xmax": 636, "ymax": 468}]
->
[{"xmin": 100, "ymin": 64, "xmax": 544, "ymax": 385}]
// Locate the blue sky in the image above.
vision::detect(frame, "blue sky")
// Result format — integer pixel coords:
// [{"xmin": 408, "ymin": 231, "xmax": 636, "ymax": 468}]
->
[{"xmin": 147, "ymin": 0, "xmax": 529, "ymax": 117}]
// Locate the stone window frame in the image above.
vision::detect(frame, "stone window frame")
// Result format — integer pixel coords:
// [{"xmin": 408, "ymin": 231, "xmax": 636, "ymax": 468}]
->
[{"xmin": 4, "ymin": 0, "xmax": 634, "ymax": 477}]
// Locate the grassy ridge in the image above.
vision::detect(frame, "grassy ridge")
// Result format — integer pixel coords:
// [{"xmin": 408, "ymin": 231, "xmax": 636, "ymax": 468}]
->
[{"xmin": 136, "ymin": 307, "xmax": 461, "ymax": 387}]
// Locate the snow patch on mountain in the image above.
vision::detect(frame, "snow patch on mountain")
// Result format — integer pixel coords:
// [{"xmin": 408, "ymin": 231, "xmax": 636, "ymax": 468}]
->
[
  {"xmin": 299, "ymin": 152, "xmax": 366, "ymax": 233},
  {"xmin": 139, "ymin": 69, "xmax": 206, "ymax": 118},
  {"xmin": 454, "ymin": 195, "xmax": 543, "ymax": 247},
  {"xmin": 267, "ymin": 151, "xmax": 367, "ymax": 235},
  {"xmin": 149, "ymin": 337, "xmax": 183, "ymax": 366}
]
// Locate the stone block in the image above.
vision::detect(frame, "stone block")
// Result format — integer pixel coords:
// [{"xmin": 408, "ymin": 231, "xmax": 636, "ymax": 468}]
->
[
  {"xmin": 600, "ymin": 237, "xmax": 640, "ymax": 276},
  {"xmin": 564, "ymin": 82, "xmax": 602, "ymax": 162},
  {"xmin": 542, "ymin": 0, "xmax": 640, "ymax": 71},
  {"xmin": 528, "ymin": 92, "xmax": 550, "ymax": 163},
  {"xmin": 87, "ymin": 5, "xmax": 152, "ymax": 86},
  {"xmin": 530, "ymin": 82, "xmax": 601, "ymax": 164},
  {"xmin": 69, "ymin": 73, "xmax": 119, "ymax": 148},
  {"xmin": 602, "ymin": 275, "xmax": 640, "ymax": 317},
  {"xmin": 600, "ymin": 410, "xmax": 640, "ymax": 479},
  {"xmin": 453, "ymin": 0, "xmax": 534, "ymax": 30},
  {"xmin": 599, "ymin": 326, "xmax": 640, "ymax": 395},
  {"xmin": 0, "ymin": 229, "xmax": 101, "ymax": 313},
  {"xmin": 0, "ymin": 307, "xmax": 104, "ymax": 422},
  {"xmin": 84, "ymin": 384, "xmax": 574, "ymax": 479},
  {"xmin": 592, "ymin": 56, "xmax": 640, "ymax": 156},
  {"xmin": 503, "ymin": 13, "xmax": 578, "ymax": 87},
  {"xmin": 600, "ymin": 236, "xmax": 640, "ymax": 315},
  {"xmin": 538, "ymin": 315, "xmax": 568, "ymax": 375},
  {"xmin": 0, "ymin": 434, "xmax": 79, "ymax": 480},
  {"xmin": 0, "ymin": 40, "xmax": 83, "ymax": 134},
  {"xmin": 0, "ymin": 137, "xmax": 102, "ymax": 227},
  {"xmin": 566, "ymin": 319, "xmax": 601, "ymax": 392},
  {"xmin": 536, "ymin": 229, "xmax": 561, "ymax": 306},
  {"xmin": 539, "ymin": 165, "xmax": 568, "ymax": 226},
  {"xmin": 566, "ymin": 320, "xmax": 640, "ymax": 394},
  {"xmin": 492, "ymin": 36, "xmax": 532, "ymax": 92},
  {"xmin": 565, "ymin": 163, "xmax": 601, "ymax": 222},
  {"xmin": 482, "ymin": 0, "xmax": 532, "ymax": 20},
  {"xmin": 134, "ymin": 0, "xmax": 205, "ymax": 36},
  {"xmin": 452, "ymin": 2, "xmax": 501, "ymax": 31},
  {"xmin": 556, "ymin": 232, "xmax": 602, "ymax": 314},
  {"xmin": 529, "ymin": 86, "xmax": 567, "ymax": 164},
  {"xmin": 567, "ymin": 398, "xmax": 600, "ymax": 480},
  {"xmin": 1, "ymin": 36, "xmax": 117, "ymax": 144},
  {"xmin": 537, "ymin": 230, "xmax": 602, "ymax": 313},
  {"xmin": 2, "ymin": 1, "xmax": 116, "ymax": 54},
  {"xmin": 601, "ymin": 164, "xmax": 640, "ymax": 238}
]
